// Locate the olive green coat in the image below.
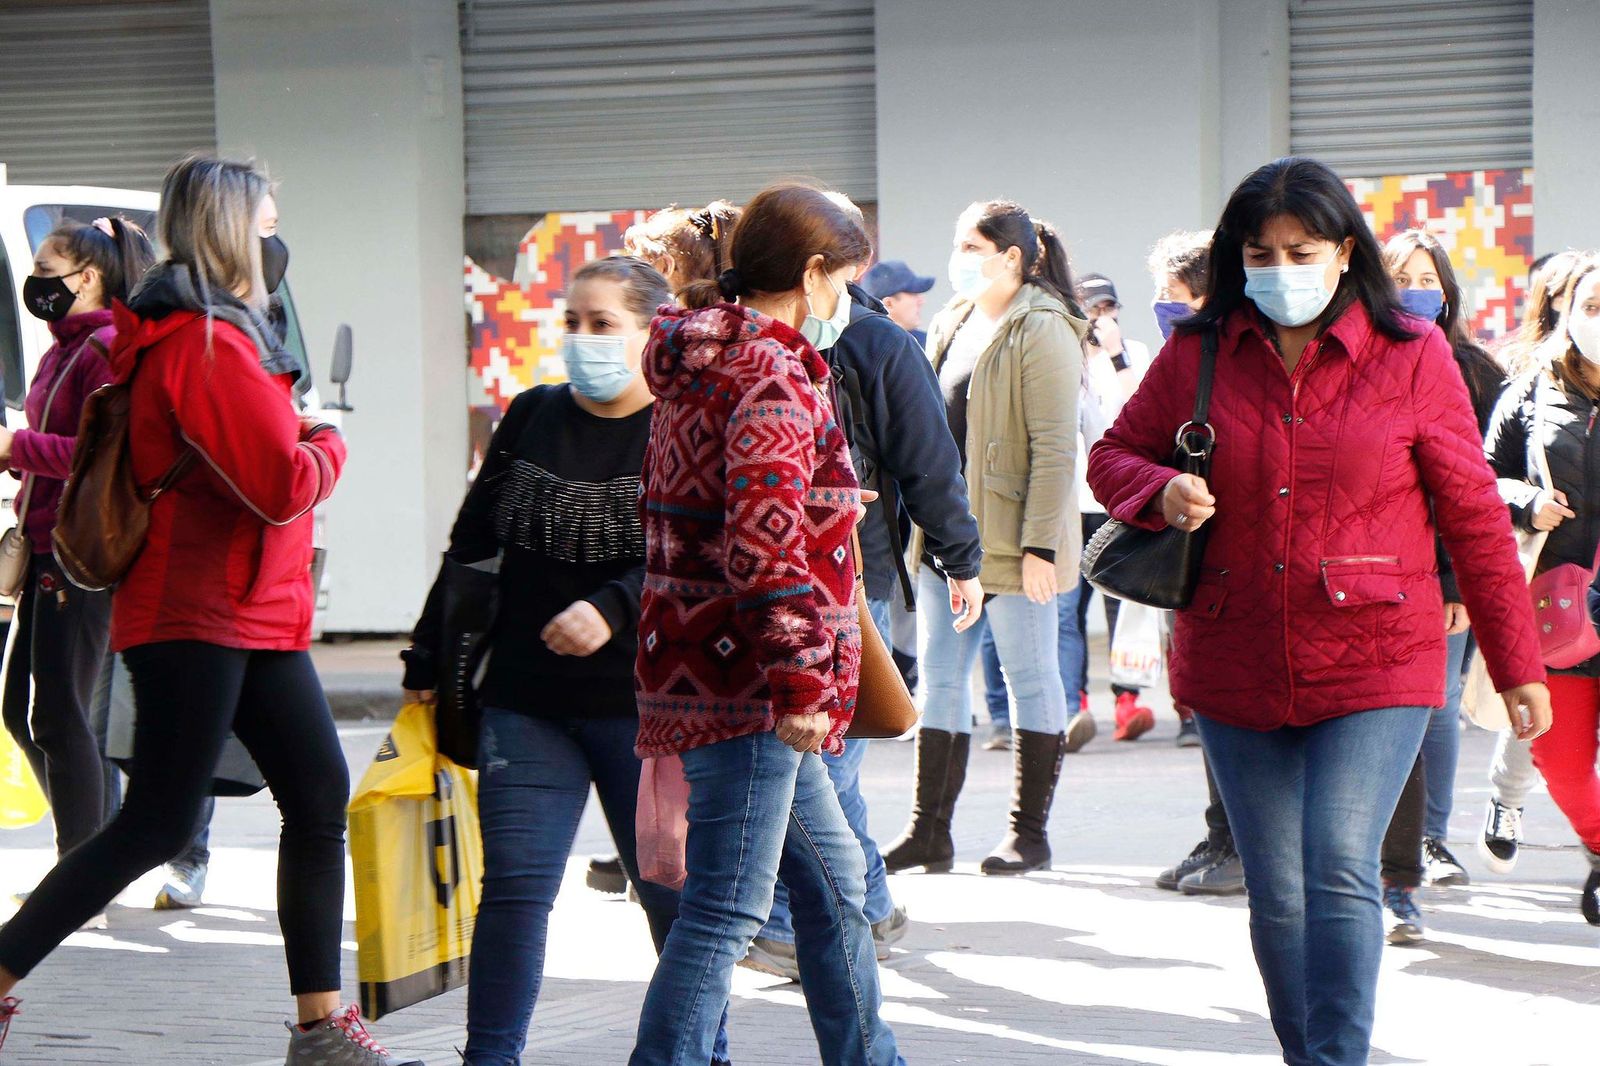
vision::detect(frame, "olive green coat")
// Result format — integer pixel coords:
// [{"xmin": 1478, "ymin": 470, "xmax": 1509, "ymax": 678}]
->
[{"xmin": 914, "ymin": 283, "xmax": 1087, "ymax": 597}]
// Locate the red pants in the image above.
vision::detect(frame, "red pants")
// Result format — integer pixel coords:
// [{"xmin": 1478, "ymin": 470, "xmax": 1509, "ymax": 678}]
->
[{"xmin": 1537, "ymin": 675, "xmax": 1600, "ymax": 852}]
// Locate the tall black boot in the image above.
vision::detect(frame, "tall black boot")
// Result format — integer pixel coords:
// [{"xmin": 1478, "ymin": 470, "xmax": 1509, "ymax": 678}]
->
[
  {"xmin": 981, "ymin": 729, "xmax": 1067, "ymax": 875},
  {"xmin": 882, "ymin": 729, "xmax": 969, "ymax": 874}
]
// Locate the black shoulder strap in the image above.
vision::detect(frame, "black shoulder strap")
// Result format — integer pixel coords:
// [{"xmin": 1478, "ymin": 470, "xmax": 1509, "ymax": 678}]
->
[{"xmin": 1194, "ymin": 327, "xmax": 1218, "ymax": 427}]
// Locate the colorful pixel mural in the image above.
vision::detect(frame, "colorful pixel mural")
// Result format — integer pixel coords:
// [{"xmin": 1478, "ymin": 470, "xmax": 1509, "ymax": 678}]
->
[
  {"xmin": 1347, "ymin": 169, "xmax": 1534, "ymax": 342},
  {"xmin": 465, "ymin": 210, "xmax": 647, "ymax": 412}
]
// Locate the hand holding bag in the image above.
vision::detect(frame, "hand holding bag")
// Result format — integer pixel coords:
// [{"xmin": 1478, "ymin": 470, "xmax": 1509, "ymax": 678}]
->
[{"xmin": 1081, "ymin": 328, "xmax": 1218, "ymax": 609}]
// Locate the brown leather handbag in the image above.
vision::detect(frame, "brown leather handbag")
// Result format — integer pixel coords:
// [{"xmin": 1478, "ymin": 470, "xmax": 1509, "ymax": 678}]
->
[
  {"xmin": 844, "ymin": 530, "xmax": 918, "ymax": 739},
  {"xmin": 52, "ymin": 378, "xmax": 191, "ymax": 592}
]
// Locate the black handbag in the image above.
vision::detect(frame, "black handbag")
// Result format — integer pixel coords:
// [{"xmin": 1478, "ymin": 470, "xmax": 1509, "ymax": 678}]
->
[
  {"xmin": 433, "ymin": 554, "xmax": 501, "ymax": 768},
  {"xmin": 1081, "ymin": 328, "xmax": 1218, "ymax": 609}
]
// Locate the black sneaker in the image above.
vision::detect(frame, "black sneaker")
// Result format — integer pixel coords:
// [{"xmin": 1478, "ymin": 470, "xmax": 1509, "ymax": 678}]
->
[
  {"xmin": 1156, "ymin": 840, "xmax": 1219, "ymax": 891},
  {"xmin": 1584, "ymin": 851, "xmax": 1600, "ymax": 927},
  {"xmin": 585, "ymin": 855, "xmax": 627, "ymax": 896},
  {"xmin": 1422, "ymin": 837, "xmax": 1469, "ymax": 886},
  {"xmin": 1180, "ymin": 845, "xmax": 1246, "ymax": 896},
  {"xmin": 1479, "ymin": 799, "xmax": 1522, "ymax": 874}
]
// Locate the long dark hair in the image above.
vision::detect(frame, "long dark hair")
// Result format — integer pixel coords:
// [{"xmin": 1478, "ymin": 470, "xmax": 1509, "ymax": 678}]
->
[
  {"xmin": 962, "ymin": 200, "xmax": 1082, "ymax": 316},
  {"xmin": 46, "ymin": 216, "xmax": 156, "ymax": 307},
  {"xmin": 1182, "ymin": 157, "xmax": 1417, "ymax": 343},
  {"xmin": 681, "ymin": 182, "xmax": 870, "ymax": 311},
  {"xmin": 1381, "ymin": 229, "xmax": 1504, "ymax": 415}
]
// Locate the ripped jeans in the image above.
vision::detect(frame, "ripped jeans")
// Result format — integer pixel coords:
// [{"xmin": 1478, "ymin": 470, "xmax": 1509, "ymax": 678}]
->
[{"xmin": 467, "ymin": 708, "xmax": 730, "ymax": 1065}]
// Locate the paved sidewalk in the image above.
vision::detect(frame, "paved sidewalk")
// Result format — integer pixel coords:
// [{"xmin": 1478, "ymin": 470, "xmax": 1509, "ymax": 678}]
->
[{"xmin": 2, "ymin": 696, "xmax": 1597, "ymax": 1063}]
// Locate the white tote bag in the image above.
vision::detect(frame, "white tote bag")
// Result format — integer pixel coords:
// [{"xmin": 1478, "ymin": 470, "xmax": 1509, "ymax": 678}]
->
[{"xmin": 1109, "ymin": 600, "xmax": 1166, "ymax": 691}]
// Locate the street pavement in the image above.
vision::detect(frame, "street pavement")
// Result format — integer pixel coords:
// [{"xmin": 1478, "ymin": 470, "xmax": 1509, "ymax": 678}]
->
[{"xmin": 2, "ymin": 646, "xmax": 1597, "ymax": 1065}]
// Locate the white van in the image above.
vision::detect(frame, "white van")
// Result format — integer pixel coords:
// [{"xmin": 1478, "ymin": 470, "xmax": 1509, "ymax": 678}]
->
[{"xmin": 0, "ymin": 162, "xmax": 350, "ymax": 632}]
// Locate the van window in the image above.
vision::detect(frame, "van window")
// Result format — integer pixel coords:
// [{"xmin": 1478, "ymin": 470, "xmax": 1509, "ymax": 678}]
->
[
  {"xmin": 24, "ymin": 205, "xmax": 158, "ymax": 253},
  {"xmin": 0, "ymin": 239, "xmax": 21, "ymax": 411}
]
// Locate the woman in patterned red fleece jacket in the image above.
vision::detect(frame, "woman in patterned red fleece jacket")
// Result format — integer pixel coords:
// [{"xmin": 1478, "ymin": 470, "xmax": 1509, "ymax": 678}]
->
[{"xmin": 630, "ymin": 184, "xmax": 903, "ymax": 1066}]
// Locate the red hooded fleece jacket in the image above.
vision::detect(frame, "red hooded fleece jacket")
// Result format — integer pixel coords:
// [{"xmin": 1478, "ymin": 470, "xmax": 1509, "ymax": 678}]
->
[{"xmin": 107, "ymin": 304, "xmax": 345, "ymax": 652}]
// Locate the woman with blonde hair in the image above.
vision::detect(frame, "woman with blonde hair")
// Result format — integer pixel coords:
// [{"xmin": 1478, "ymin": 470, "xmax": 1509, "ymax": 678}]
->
[{"xmin": 0, "ymin": 157, "xmax": 408, "ymax": 1065}]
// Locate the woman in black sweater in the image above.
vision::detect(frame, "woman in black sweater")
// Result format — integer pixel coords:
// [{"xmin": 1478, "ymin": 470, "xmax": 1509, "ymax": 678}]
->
[{"xmin": 402, "ymin": 257, "xmax": 730, "ymax": 1066}]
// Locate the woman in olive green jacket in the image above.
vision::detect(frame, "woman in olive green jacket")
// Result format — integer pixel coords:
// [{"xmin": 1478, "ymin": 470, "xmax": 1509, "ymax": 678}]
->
[{"xmin": 885, "ymin": 199, "xmax": 1088, "ymax": 877}]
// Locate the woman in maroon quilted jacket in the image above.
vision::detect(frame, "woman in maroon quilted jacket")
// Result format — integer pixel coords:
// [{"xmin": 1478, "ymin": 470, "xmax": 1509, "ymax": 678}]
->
[
  {"xmin": 1089, "ymin": 157, "xmax": 1550, "ymax": 1066},
  {"xmin": 630, "ymin": 184, "xmax": 902, "ymax": 1066}
]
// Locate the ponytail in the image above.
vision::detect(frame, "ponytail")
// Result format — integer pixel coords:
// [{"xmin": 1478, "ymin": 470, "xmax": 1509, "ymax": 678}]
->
[
  {"xmin": 1029, "ymin": 218, "xmax": 1082, "ymax": 316},
  {"xmin": 47, "ymin": 215, "xmax": 157, "ymax": 307}
]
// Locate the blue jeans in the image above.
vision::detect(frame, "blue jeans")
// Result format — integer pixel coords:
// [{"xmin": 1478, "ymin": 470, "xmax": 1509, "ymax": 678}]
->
[
  {"xmin": 922, "ymin": 567, "xmax": 1069, "ymax": 735},
  {"xmin": 980, "ymin": 584, "xmax": 1085, "ymax": 729},
  {"xmin": 467, "ymin": 708, "xmax": 729, "ymax": 1066},
  {"xmin": 1420, "ymin": 629, "xmax": 1471, "ymax": 840},
  {"xmin": 761, "ymin": 603, "xmax": 895, "ymax": 944},
  {"xmin": 631, "ymin": 730, "xmax": 902, "ymax": 1066},
  {"xmin": 1198, "ymin": 706, "xmax": 1428, "ymax": 1066}
]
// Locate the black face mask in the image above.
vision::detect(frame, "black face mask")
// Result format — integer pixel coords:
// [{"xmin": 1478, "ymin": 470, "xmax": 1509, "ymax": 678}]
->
[
  {"xmin": 261, "ymin": 235, "xmax": 289, "ymax": 294},
  {"xmin": 22, "ymin": 271, "xmax": 84, "ymax": 322}
]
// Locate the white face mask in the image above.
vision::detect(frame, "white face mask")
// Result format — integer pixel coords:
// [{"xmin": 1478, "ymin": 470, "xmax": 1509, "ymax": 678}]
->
[
  {"xmin": 948, "ymin": 250, "xmax": 1002, "ymax": 299},
  {"xmin": 1570, "ymin": 313, "xmax": 1600, "ymax": 365}
]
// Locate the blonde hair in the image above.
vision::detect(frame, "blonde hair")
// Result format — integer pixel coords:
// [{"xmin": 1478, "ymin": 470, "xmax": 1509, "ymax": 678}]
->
[
  {"xmin": 157, "ymin": 156, "xmax": 272, "ymax": 311},
  {"xmin": 1535, "ymin": 254, "xmax": 1600, "ymax": 396}
]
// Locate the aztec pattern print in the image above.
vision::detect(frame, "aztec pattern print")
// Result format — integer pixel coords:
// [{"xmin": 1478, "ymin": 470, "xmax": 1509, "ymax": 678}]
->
[
  {"xmin": 633, "ymin": 304, "xmax": 861, "ymax": 758},
  {"xmin": 1348, "ymin": 168, "xmax": 1534, "ymax": 342}
]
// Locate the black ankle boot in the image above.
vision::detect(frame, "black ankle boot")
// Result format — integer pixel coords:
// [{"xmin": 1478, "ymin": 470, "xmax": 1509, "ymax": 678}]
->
[
  {"xmin": 1583, "ymin": 849, "xmax": 1600, "ymax": 926},
  {"xmin": 981, "ymin": 729, "xmax": 1067, "ymax": 875},
  {"xmin": 883, "ymin": 729, "xmax": 969, "ymax": 873}
]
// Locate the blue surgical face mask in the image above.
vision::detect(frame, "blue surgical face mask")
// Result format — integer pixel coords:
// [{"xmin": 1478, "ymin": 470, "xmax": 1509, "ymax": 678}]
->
[
  {"xmin": 1244, "ymin": 260, "xmax": 1341, "ymax": 328},
  {"xmin": 1153, "ymin": 299, "xmax": 1192, "ymax": 340},
  {"xmin": 561, "ymin": 333, "xmax": 635, "ymax": 403},
  {"xmin": 948, "ymin": 250, "xmax": 1002, "ymax": 300},
  {"xmin": 1398, "ymin": 287, "xmax": 1445, "ymax": 322},
  {"xmin": 801, "ymin": 274, "xmax": 851, "ymax": 351}
]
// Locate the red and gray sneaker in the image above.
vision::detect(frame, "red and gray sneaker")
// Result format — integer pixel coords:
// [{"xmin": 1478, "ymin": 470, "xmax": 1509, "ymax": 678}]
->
[
  {"xmin": 0, "ymin": 997, "xmax": 19, "ymax": 1054},
  {"xmin": 284, "ymin": 1005, "xmax": 422, "ymax": 1065}
]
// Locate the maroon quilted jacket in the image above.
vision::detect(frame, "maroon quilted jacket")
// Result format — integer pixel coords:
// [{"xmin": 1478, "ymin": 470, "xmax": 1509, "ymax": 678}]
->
[
  {"xmin": 634, "ymin": 303, "xmax": 861, "ymax": 758},
  {"xmin": 1087, "ymin": 303, "xmax": 1544, "ymax": 730}
]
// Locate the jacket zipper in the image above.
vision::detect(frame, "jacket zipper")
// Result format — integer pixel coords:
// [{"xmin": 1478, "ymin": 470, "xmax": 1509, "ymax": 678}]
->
[
  {"xmin": 1281, "ymin": 338, "xmax": 1324, "ymax": 724},
  {"xmin": 1320, "ymin": 555, "xmax": 1401, "ymax": 567}
]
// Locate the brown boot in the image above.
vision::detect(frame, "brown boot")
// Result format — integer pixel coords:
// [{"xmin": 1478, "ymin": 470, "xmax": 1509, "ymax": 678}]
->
[
  {"xmin": 883, "ymin": 729, "xmax": 969, "ymax": 873},
  {"xmin": 981, "ymin": 730, "xmax": 1067, "ymax": 875}
]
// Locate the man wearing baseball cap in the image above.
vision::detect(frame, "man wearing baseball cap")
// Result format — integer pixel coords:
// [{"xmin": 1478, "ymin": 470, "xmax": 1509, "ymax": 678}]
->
[{"xmin": 863, "ymin": 260, "xmax": 936, "ymax": 348}]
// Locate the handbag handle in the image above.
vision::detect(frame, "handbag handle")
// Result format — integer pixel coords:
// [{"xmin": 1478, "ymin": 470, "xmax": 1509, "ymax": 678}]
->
[
  {"xmin": 1175, "ymin": 329, "xmax": 1220, "ymax": 470},
  {"xmin": 13, "ymin": 334, "xmax": 100, "ymax": 532}
]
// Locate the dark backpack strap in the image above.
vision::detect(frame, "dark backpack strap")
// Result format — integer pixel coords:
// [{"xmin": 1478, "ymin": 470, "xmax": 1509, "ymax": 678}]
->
[{"xmin": 1194, "ymin": 327, "xmax": 1218, "ymax": 427}]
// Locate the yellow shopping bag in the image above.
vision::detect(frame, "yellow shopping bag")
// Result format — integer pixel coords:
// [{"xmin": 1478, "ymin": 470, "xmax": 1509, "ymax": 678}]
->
[
  {"xmin": 349, "ymin": 702, "xmax": 482, "ymax": 1020},
  {"xmin": 0, "ymin": 722, "xmax": 47, "ymax": 830}
]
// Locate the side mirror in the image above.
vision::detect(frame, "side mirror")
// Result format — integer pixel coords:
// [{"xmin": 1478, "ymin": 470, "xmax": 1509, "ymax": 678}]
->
[{"xmin": 324, "ymin": 324, "xmax": 354, "ymax": 411}]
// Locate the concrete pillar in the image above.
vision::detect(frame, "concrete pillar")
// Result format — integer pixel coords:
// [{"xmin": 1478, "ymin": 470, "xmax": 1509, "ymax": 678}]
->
[
  {"xmin": 1218, "ymin": 0, "xmax": 1291, "ymax": 207},
  {"xmin": 1533, "ymin": 0, "xmax": 1600, "ymax": 254},
  {"xmin": 210, "ymin": 0, "xmax": 465, "ymax": 632},
  {"xmin": 874, "ymin": 0, "xmax": 1244, "ymax": 343}
]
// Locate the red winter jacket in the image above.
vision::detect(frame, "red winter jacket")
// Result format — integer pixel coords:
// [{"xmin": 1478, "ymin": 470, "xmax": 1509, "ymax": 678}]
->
[
  {"xmin": 107, "ymin": 305, "xmax": 345, "ymax": 652},
  {"xmin": 1087, "ymin": 304, "xmax": 1543, "ymax": 729},
  {"xmin": 634, "ymin": 304, "xmax": 861, "ymax": 758}
]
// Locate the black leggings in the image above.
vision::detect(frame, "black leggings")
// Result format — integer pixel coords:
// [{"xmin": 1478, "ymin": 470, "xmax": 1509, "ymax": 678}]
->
[
  {"xmin": 1381, "ymin": 756, "xmax": 1427, "ymax": 888},
  {"xmin": 1, "ymin": 555, "xmax": 113, "ymax": 856},
  {"xmin": 0, "ymin": 642, "xmax": 349, "ymax": 993}
]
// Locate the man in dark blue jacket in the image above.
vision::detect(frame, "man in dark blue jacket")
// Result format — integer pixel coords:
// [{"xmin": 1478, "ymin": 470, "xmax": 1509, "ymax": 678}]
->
[{"xmin": 742, "ymin": 277, "xmax": 984, "ymax": 980}]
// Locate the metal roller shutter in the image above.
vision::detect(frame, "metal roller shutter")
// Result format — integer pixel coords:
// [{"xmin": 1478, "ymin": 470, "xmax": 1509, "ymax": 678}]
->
[
  {"xmin": 1289, "ymin": 0, "xmax": 1532, "ymax": 177},
  {"xmin": 460, "ymin": 0, "xmax": 877, "ymax": 214},
  {"xmin": 0, "ymin": 1, "xmax": 217, "ymax": 191}
]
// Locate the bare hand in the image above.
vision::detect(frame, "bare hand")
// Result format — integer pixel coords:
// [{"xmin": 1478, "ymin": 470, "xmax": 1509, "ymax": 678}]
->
[
  {"xmin": 0, "ymin": 425, "xmax": 13, "ymax": 464},
  {"xmin": 855, "ymin": 488, "xmax": 879, "ymax": 525},
  {"xmin": 1162, "ymin": 474, "xmax": 1216, "ymax": 533},
  {"xmin": 1089, "ymin": 315, "xmax": 1123, "ymax": 356},
  {"xmin": 776, "ymin": 710, "xmax": 831, "ymax": 754},
  {"xmin": 541, "ymin": 600, "xmax": 612, "ymax": 657},
  {"xmin": 1532, "ymin": 489, "xmax": 1575, "ymax": 532},
  {"xmin": 404, "ymin": 689, "xmax": 437, "ymax": 706},
  {"xmin": 949, "ymin": 576, "xmax": 984, "ymax": 632},
  {"xmin": 1443, "ymin": 603, "xmax": 1470, "ymax": 636},
  {"xmin": 1501, "ymin": 682, "xmax": 1552, "ymax": 741},
  {"xmin": 1021, "ymin": 552, "xmax": 1058, "ymax": 605}
]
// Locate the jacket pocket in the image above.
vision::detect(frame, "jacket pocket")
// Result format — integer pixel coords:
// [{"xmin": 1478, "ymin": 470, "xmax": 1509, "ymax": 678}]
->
[
  {"xmin": 1320, "ymin": 556, "xmax": 1406, "ymax": 607},
  {"xmin": 980, "ymin": 441, "xmax": 1029, "ymax": 555},
  {"xmin": 1296, "ymin": 556, "xmax": 1406, "ymax": 681}
]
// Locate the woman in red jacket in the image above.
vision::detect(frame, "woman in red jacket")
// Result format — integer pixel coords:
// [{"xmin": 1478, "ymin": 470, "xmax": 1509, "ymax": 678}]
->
[
  {"xmin": 1, "ymin": 216, "xmax": 152, "ymax": 872},
  {"xmin": 0, "ymin": 158, "xmax": 412, "ymax": 1066},
  {"xmin": 1088, "ymin": 157, "xmax": 1550, "ymax": 1066},
  {"xmin": 630, "ymin": 183, "xmax": 902, "ymax": 1066}
]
